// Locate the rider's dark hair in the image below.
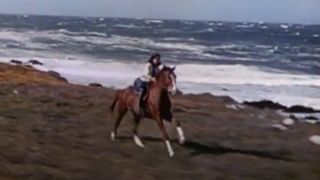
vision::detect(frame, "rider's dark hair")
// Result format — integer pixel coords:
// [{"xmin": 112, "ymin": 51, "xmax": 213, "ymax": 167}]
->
[{"xmin": 148, "ymin": 53, "xmax": 161, "ymax": 65}]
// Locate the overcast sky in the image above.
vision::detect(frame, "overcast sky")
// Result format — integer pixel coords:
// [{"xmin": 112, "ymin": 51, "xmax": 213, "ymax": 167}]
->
[{"xmin": 0, "ymin": 0, "xmax": 319, "ymax": 24}]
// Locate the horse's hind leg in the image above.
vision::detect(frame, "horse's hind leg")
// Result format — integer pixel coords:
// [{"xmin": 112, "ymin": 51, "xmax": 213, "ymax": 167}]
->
[
  {"xmin": 174, "ymin": 118, "xmax": 185, "ymax": 145},
  {"xmin": 132, "ymin": 115, "xmax": 144, "ymax": 148},
  {"xmin": 110, "ymin": 107, "xmax": 127, "ymax": 141}
]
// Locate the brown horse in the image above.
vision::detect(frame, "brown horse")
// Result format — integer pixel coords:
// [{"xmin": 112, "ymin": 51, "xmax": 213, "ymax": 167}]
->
[{"xmin": 109, "ymin": 66, "xmax": 185, "ymax": 157}]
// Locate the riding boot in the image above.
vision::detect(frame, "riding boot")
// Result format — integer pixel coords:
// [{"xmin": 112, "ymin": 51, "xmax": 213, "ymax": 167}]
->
[{"xmin": 139, "ymin": 91, "xmax": 146, "ymax": 116}]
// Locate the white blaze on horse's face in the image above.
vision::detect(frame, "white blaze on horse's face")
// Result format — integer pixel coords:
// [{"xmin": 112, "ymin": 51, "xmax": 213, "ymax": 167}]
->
[{"xmin": 169, "ymin": 75, "xmax": 177, "ymax": 95}]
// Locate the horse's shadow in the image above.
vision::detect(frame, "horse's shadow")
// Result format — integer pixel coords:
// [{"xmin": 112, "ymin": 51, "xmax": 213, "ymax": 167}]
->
[{"xmin": 116, "ymin": 136, "xmax": 292, "ymax": 161}]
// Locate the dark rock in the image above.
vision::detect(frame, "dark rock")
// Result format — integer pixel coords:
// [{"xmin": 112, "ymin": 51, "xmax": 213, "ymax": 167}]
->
[
  {"xmin": 286, "ymin": 105, "xmax": 319, "ymax": 113},
  {"xmin": 47, "ymin": 71, "xmax": 68, "ymax": 82},
  {"xmin": 305, "ymin": 116, "xmax": 319, "ymax": 120},
  {"xmin": 222, "ymin": 88, "xmax": 228, "ymax": 91},
  {"xmin": 28, "ymin": 59, "xmax": 43, "ymax": 65},
  {"xmin": 89, "ymin": 83, "xmax": 103, "ymax": 88},
  {"xmin": 10, "ymin": 59, "xmax": 23, "ymax": 65},
  {"xmin": 289, "ymin": 115, "xmax": 299, "ymax": 121},
  {"xmin": 219, "ymin": 96, "xmax": 237, "ymax": 104},
  {"xmin": 243, "ymin": 100, "xmax": 287, "ymax": 110},
  {"xmin": 67, "ymin": 57, "xmax": 76, "ymax": 60},
  {"xmin": 200, "ymin": 93, "xmax": 213, "ymax": 97},
  {"xmin": 244, "ymin": 100, "xmax": 320, "ymax": 113}
]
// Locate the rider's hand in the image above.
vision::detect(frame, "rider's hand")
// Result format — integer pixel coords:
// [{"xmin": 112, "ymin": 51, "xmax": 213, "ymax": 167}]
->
[{"xmin": 151, "ymin": 78, "xmax": 156, "ymax": 82}]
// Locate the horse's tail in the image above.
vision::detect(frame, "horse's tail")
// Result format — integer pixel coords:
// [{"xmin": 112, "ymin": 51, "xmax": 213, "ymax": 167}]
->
[{"xmin": 110, "ymin": 91, "xmax": 120, "ymax": 114}]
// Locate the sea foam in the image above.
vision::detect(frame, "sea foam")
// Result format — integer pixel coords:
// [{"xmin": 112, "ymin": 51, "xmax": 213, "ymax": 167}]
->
[{"xmin": 1, "ymin": 57, "xmax": 319, "ymax": 109}]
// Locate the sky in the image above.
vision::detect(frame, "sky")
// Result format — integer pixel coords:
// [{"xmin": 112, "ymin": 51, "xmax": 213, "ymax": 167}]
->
[{"xmin": 0, "ymin": 0, "xmax": 319, "ymax": 24}]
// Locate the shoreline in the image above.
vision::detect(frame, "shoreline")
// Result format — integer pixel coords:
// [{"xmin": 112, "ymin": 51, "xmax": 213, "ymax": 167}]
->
[
  {"xmin": 1, "ymin": 57, "xmax": 320, "ymax": 110},
  {"xmin": 2, "ymin": 60, "xmax": 320, "ymax": 121}
]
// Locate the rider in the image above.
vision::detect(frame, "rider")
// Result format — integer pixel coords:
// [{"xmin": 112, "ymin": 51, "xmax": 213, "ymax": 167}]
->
[{"xmin": 137, "ymin": 53, "xmax": 163, "ymax": 114}]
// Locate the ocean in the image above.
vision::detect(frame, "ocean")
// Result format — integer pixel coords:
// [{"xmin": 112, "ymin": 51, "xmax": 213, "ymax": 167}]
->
[{"xmin": 0, "ymin": 14, "xmax": 319, "ymax": 109}]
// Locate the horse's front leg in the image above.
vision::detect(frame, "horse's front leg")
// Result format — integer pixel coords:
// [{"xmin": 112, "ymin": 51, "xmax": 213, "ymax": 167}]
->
[
  {"xmin": 132, "ymin": 115, "xmax": 145, "ymax": 148},
  {"xmin": 174, "ymin": 118, "xmax": 185, "ymax": 145},
  {"xmin": 156, "ymin": 117, "xmax": 174, "ymax": 157}
]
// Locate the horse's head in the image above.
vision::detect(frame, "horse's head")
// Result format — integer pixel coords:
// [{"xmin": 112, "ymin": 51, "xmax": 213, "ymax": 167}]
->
[{"xmin": 156, "ymin": 66, "xmax": 177, "ymax": 95}]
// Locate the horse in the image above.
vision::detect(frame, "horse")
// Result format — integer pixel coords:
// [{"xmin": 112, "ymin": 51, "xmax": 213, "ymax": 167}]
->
[{"xmin": 109, "ymin": 66, "xmax": 185, "ymax": 157}]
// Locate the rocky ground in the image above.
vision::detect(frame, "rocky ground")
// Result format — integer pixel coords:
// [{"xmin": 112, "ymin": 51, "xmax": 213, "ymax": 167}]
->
[{"xmin": 0, "ymin": 62, "xmax": 319, "ymax": 180}]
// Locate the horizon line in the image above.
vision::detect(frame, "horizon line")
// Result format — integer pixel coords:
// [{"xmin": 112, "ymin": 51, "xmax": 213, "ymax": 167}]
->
[{"xmin": 0, "ymin": 12, "xmax": 319, "ymax": 26}]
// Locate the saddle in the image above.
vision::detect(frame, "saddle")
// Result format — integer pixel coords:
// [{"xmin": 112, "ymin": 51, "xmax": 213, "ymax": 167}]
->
[{"xmin": 133, "ymin": 78, "xmax": 142, "ymax": 93}]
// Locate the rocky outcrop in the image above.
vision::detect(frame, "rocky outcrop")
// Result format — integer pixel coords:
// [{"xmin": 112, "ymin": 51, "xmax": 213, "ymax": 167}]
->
[
  {"xmin": 243, "ymin": 100, "xmax": 287, "ymax": 110},
  {"xmin": 244, "ymin": 100, "xmax": 320, "ymax": 113},
  {"xmin": 47, "ymin": 70, "xmax": 68, "ymax": 83},
  {"xmin": 286, "ymin": 105, "xmax": 320, "ymax": 113},
  {"xmin": 28, "ymin": 59, "xmax": 44, "ymax": 65},
  {"xmin": 89, "ymin": 83, "xmax": 104, "ymax": 88},
  {"xmin": 305, "ymin": 116, "xmax": 319, "ymax": 120},
  {"xmin": 10, "ymin": 59, "xmax": 23, "ymax": 65}
]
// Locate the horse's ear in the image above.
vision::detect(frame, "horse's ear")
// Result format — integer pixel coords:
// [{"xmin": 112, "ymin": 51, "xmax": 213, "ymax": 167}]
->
[{"xmin": 172, "ymin": 66, "xmax": 176, "ymax": 71}]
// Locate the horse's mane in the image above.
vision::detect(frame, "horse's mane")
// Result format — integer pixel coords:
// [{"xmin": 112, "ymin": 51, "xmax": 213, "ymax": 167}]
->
[
  {"xmin": 148, "ymin": 65, "xmax": 175, "ymax": 90},
  {"xmin": 155, "ymin": 66, "xmax": 173, "ymax": 80}
]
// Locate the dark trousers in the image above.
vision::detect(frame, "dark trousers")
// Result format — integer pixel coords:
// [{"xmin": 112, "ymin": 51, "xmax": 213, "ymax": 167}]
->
[
  {"xmin": 133, "ymin": 78, "xmax": 148, "ymax": 114},
  {"xmin": 139, "ymin": 82, "xmax": 148, "ymax": 112}
]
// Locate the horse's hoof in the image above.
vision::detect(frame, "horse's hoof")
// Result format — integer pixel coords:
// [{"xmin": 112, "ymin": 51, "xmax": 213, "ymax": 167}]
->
[
  {"xmin": 133, "ymin": 135, "xmax": 145, "ymax": 148},
  {"xmin": 179, "ymin": 138, "xmax": 185, "ymax": 145},
  {"xmin": 169, "ymin": 151, "xmax": 175, "ymax": 157},
  {"xmin": 110, "ymin": 132, "xmax": 116, "ymax": 141},
  {"xmin": 165, "ymin": 140, "xmax": 175, "ymax": 157},
  {"xmin": 176, "ymin": 127, "xmax": 185, "ymax": 145}
]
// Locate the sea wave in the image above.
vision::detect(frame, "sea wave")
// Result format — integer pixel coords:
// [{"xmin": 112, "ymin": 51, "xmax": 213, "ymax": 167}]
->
[
  {"xmin": 145, "ymin": 20, "xmax": 163, "ymax": 24},
  {"xmin": 1, "ymin": 57, "xmax": 319, "ymax": 109},
  {"xmin": 1, "ymin": 25, "xmax": 319, "ymax": 75},
  {"xmin": 113, "ymin": 23, "xmax": 142, "ymax": 29},
  {"xmin": 0, "ymin": 29, "xmax": 305, "ymax": 64}
]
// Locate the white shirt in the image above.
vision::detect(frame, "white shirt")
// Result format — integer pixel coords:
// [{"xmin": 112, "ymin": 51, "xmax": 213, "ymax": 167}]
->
[{"xmin": 139, "ymin": 63, "xmax": 164, "ymax": 82}]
